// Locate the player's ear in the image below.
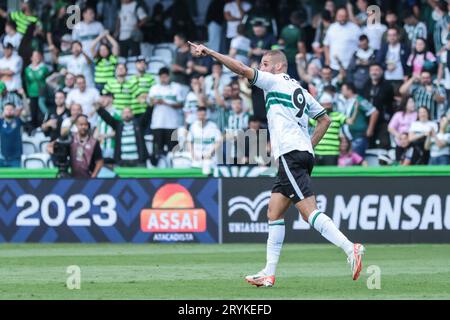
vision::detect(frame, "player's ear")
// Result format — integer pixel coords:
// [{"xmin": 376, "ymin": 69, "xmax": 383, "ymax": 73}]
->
[{"xmin": 275, "ymin": 62, "xmax": 282, "ymax": 71}]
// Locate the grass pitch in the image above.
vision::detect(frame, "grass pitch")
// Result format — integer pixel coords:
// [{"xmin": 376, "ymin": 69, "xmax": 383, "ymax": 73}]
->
[{"xmin": 0, "ymin": 243, "xmax": 449, "ymax": 300}]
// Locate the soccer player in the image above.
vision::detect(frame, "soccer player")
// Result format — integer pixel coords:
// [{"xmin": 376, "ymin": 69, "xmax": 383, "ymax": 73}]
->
[{"xmin": 188, "ymin": 41, "xmax": 366, "ymax": 287}]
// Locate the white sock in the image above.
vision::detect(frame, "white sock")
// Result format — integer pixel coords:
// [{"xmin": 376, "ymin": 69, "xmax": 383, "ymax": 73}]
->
[
  {"xmin": 263, "ymin": 219, "xmax": 285, "ymax": 276},
  {"xmin": 308, "ymin": 210, "xmax": 354, "ymax": 256}
]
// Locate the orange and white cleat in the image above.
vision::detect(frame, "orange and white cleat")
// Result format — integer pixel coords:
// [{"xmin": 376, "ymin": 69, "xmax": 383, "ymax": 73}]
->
[
  {"xmin": 245, "ymin": 271, "xmax": 275, "ymax": 287},
  {"xmin": 347, "ymin": 243, "xmax": 365, "ymax": 280}
]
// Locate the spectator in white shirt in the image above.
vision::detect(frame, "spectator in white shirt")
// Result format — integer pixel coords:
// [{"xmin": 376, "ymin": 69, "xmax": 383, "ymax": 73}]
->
[
  {"xmin": 0, "ymin": 42, "xmax": 23, "ymax": 92},
  {"xmin": 229, "ymin": 24, "xmax": 251, "ymax": 66},
  {"xmin": 425, "ymin": 115, "xmax": 450, "ymax": 165},
  {"xmin": 362, "ymin": 11, "xmax": 388, "ymax": 51},
  {"xmin": 148, "ymin": 67, "xmax": 184, "ymax": 164},
  {"xmin": 437, "ymin": 35, "xmax": 450, "ymax": 103},
  {"xmin": 62, "ymin": 72, "xmax": 76, "ymax": 94},
  {"xmin": 224, "ymin": 0, "xmax": 252, "ymax": 52},
  {"xmin": 204, "ymin": 62, "xmax": 232, "ymax": 124},
  {"xmin": 61, "ymin": 103, "xmax": 83, "ymax": 137},
  {"xmin": 72, "ymin": 6, "xmax": 104, "ymax": 59},
  {"xmin": 408, "ymin": 107, "xmax": 438, "ymax": 164},
  {"xmin": 66, "ymin": 75, "xmax": 100, "ymax": 126},
  {"xmin": 204, "ymin": 62, "xmax": 232, "ymax": 105},
  {"xmin": 3, "ymin": 20, "xmax": 22, "ymax": 51},
  {"xmin": 188, "ymin": 107, "xmax": 222, "ymax": 171},
  {"xmin": 184, "ymin": 76, "xmax": 207, "ymax": 126},
  {"xmin": 323, "ymin": 7, "xmax": 362, "ymax": 72},
  {"xmin": 376, "ymin": 27, "xmax": 410, "ymax": 86},
  {"xmin": 115, "ymin": 0, "xmax": 148, "ymax": 57},
  {"xmin": 58, "ymin": 41, "xmax": 94, "ymax": 87}
]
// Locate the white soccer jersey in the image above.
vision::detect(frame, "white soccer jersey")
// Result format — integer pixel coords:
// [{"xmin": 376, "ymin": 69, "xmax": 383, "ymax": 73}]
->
[
  {"xmin": 72, "ymin": 21, "xmax": 104, "ymax": 58},
  {"xmin": 249, "ymin": 69, "xmax": 326, "ymax": 159},
  {"xmin": 59, "ymin": 54, "xmax": 94, "ymax": 87},
  {"xmin": 230, "ymin": 35, "xmax": 251, "ymax": 66},
  {"xmin": 183, "ymin": 91, "xmax": 199, "ymax": 125},
  {"xmin": 187, "ymin": 120, "xmax": 222, "ymax": 165},
  {"xmin": 148, "ymin": 82, "xmax": 184, "ymax": 129}
]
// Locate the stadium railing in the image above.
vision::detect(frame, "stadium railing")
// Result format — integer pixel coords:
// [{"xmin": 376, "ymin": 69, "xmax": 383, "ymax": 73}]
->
[{"xmin": 0, "ymin": 166, "xmax": 449, "ymax": 178}]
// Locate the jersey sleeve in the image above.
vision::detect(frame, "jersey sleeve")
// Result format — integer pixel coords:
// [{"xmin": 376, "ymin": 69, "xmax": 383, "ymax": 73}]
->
[
  {"xmin": 136, "ymin": 6, "xmax": 148, "ymax": 20},
  {"xmin": 352, "ymin": 152, "xmax": 363, "ymax": 165},
  {"xmin": 147, "ymin": 85, "xmax": 157, "ymax": 99},
  {"xmin": 213, "ymin": 124, "xmax": 223, "ymax": 142},
  {"xmin": 183, "ymin": 95, "xmax": 190, "ymax": 111},
  {"xmin": 187, "ymin": 127, "xmax": 193, "ymax": 143},
  {"xmin": 305, "ymin": 90, "xmax": 326, "ymax": 120},
  {"xmin": 175, "ymin": 85, "xmax": 185, "ymax": 104},
  {"xmin": 230, "ymin": 38, "xmax": 238, "ymax": 50},
  {"xmin": 359, "ymin": 98, "xmax": 376, "ymax": 116},
  {"xmin": 249, "ymin": 69, "xmax": 277, "ymax": 91}
]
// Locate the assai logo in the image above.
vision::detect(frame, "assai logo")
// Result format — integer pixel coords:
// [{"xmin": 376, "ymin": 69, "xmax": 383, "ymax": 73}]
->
[
  {"xmin": 140, "ymin": 184, "xmax": 207, "ymax": 233},
  {"xmin": 228, "ymin": 191, "xmax": 271, "ymax": 233}
]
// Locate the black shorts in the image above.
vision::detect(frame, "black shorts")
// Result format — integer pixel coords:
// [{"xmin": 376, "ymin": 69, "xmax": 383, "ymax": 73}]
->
[{"xmin": 272, "ymin": 150, "xmax": 315, "ymax": 204}]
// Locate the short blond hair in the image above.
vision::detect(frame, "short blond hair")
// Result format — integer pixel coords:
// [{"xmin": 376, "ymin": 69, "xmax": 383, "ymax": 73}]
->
[{"xmin": 263, "ymin": 50, "xmax": 288, "ymax": 69}]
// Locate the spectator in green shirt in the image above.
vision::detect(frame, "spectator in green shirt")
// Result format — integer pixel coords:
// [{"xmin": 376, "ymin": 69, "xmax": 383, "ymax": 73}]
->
[
  {"xmin": 309, "ymin": 93, "xmax": 358, "ymax": 166},
  {"xmin": 337, "ymin": 82, "xmax": 380, "ymax": 158},
  {"xmin": 91, "ymin": 30, "xmax": 119, "ymax": 92},
  {"xmin": 278, "ymin": 11, "xmax": 306, "ymax": 80},
  {"xmin": 0, "ymin": 0, "xmax": 44, "ymax": 56},
  {"xmin": 102, "ymin": 63, "xmax": 139, "ymax": 113},
  {"xmin": 3, "ymin": 1, "xmax": 42, "ymax": 35},
  {"xmin": 128, "ymin": 56, "xmax": 156, "ymax": 119},
  {"xmin": 24, "ymin": 50, "xmax": 50, "ymax": 130}
]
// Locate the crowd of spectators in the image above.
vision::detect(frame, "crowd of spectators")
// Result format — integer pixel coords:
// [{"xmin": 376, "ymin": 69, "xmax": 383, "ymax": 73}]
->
[{"xmin": 0, "ymin": 0, "xmax": 449, "ymax": 177}]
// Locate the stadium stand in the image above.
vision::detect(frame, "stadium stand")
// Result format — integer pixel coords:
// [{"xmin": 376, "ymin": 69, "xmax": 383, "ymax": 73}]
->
[{"xmin": 0, "ymin": 0, "xmax": 447, "ymax": 177}]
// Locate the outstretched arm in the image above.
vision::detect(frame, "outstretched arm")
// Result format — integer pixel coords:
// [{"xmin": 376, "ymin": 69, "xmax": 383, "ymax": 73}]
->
[
  {"xmin": 188, "ymin": 41, "xmax": 255, "ymax": 82},
  {"xmin": 97, "ymin": 107, "xmax": 119, "ymax": 129},
  {"xmin": 91, "ymin": 32, "xmax": 106, "ymax": 58}
]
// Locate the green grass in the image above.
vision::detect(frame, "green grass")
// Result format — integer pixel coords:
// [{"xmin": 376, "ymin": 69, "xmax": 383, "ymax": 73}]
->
[{"xmin": 0, "ymin": 243, "xmax": 449, "ymax": 300}]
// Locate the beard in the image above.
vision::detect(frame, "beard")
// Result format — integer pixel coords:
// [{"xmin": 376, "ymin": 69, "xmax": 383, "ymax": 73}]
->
[{"xmin": 78, "ymin": 130, "xmax": 88, "ymax": 137}]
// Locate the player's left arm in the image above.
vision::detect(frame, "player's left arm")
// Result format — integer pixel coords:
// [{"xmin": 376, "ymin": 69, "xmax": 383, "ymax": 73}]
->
[
  {"xmin": 306, "ymin": 91, "xmax": 331, "ymax": 147},
  {"xmin": 311, "ymin": 113, "xmax": 331, "ymax": 148}
]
